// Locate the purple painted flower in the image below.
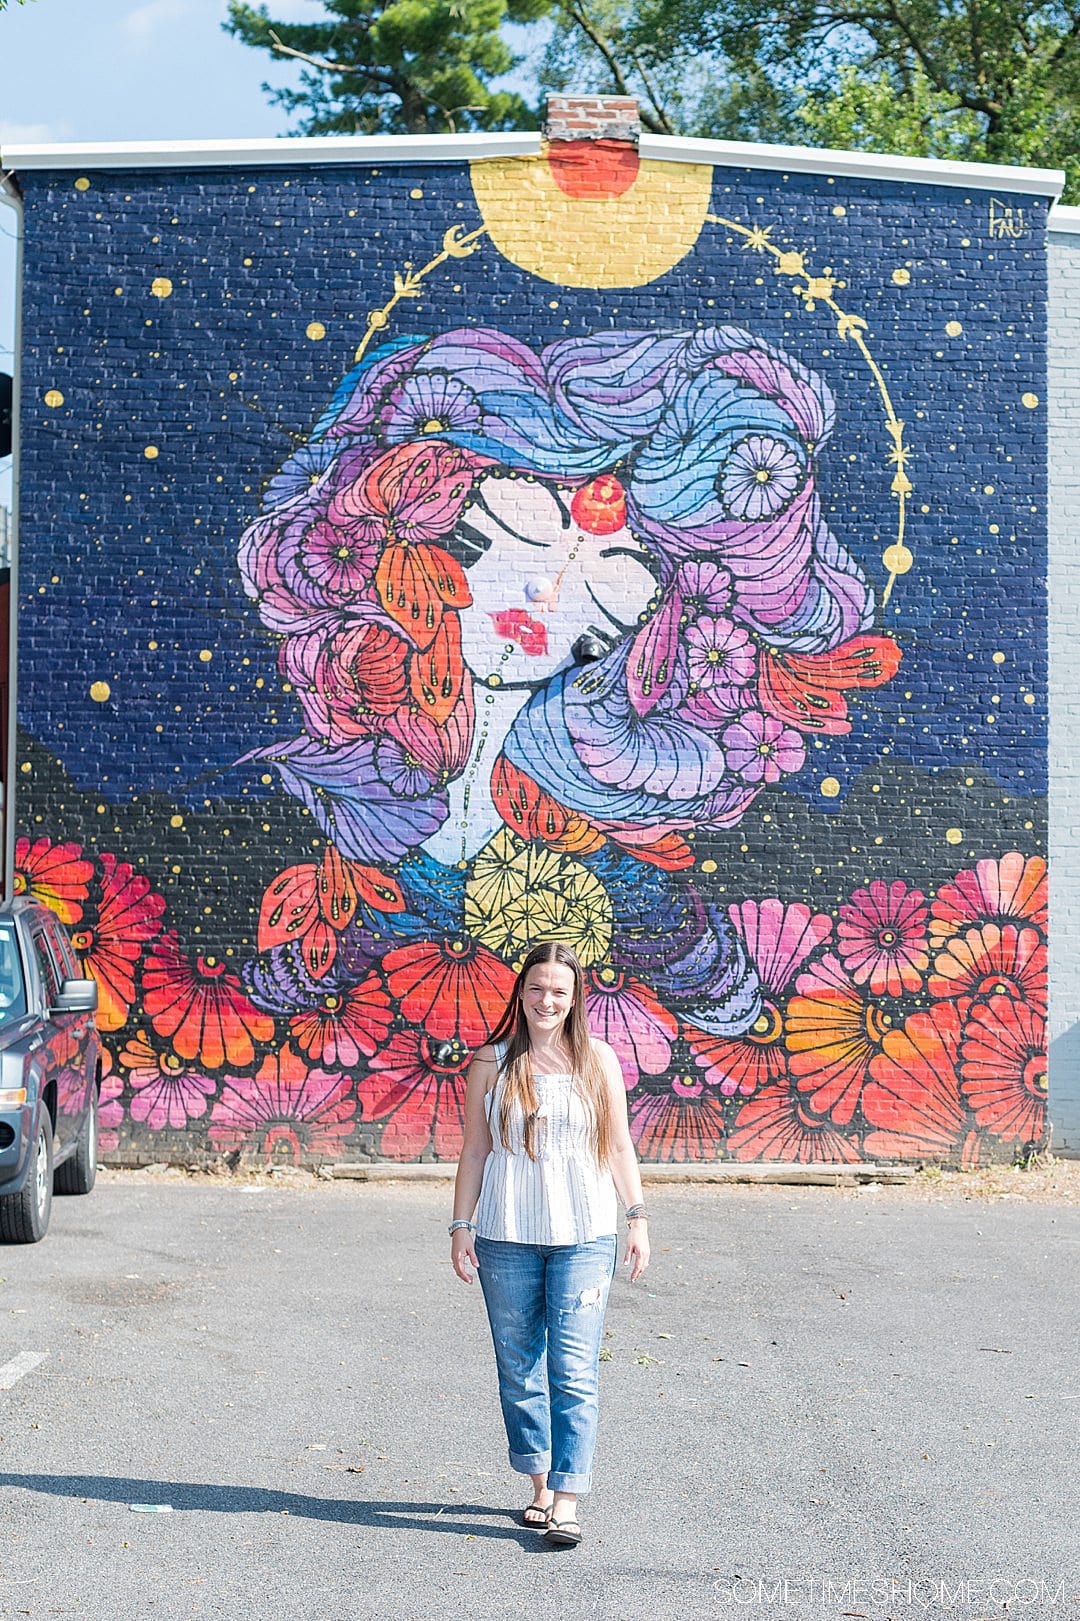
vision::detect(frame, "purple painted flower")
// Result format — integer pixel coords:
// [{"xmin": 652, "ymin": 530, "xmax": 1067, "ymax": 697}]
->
[
  {"xmin": 723, "ymin": 710, "xmax": 806, "ymax": 784},
  {"xmin": 677, "ymin": 559, "xmax": 733, "ymax": 617},
  {"xmin": 261, "ymin": 442, "xmax": 340, "ymax": 511},
  {"xmin": 373, "ymin": 736, "xmax": 439, "ymax": 799},
  {"xmin": 381, "ymin": 371, "xmax": 482, "ymax": 444},
  {"xmin": 719, "ymin": 434, "xmax": 803, "ymax": 520},
  {"xmin": 685, "ymin": 617, "xmax": 756, "ymax": 696}
]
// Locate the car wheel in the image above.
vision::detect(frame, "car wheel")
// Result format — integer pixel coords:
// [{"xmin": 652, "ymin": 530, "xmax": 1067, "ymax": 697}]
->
[
  {"xmin": 55, "ymin": 1082, "xmax": 98, "ymax": 1197},
  {"xmin": 0, "ymin": 1116, "xmax": 54, "ymax": 1243}
]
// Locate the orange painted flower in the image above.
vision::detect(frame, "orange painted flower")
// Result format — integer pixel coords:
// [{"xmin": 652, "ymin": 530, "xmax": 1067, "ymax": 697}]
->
[
  {"xmin": 258, "ymin": 844, "xmax": 404, "ymax": 980},
  {"xmin": 142, "ymin": 931, "xmax": 275, "ymax": 1070},
  {"xmin": 959, "ymin": 995, "xmax": 1047, "ymax": 1148},
  {"xmin": 13, "ymin": 835, "xmax": 94, "ymax": 926},
  {"xmin": 726, "ymin": 1078, "xmax": 863, "ymax": 1163},
  {"xmin": 928, "ymin": 922, "xmax": 1047, "ymax": 1018},
  {"xmin": 382, "ymin": 937, "xmax": 516, "ymax": 1047},
  {"xmin": 785, "ymin": 953, "xmax": 894, "ymax": 1126},
  {"xmin": 929, "ymin": 852, "xmax": 1047, "ymax": 949},
  {"xmin": 491, "ymin": 756, "xmax": 605, "ymax": 856},
  {"xmin": 70, "ymin": 853, "xmax": 166, "ymax": 1032},
  {"xmin": 289, "ymin": 972, "xmax": 393, "ymax": 1067},
  {"xmin": 862, "ymin": 1002, "xmax": 982, "ymax": 1165},
  {"xmin": 570, "ymin": 475, "xmax": 627, "ymax": 536},
  {"xmin": 686, "ymin": 1001, "xmax": 787, "ymax": 1098},
  {"xmin": 119, "ymin": 1031, "xmax": 216, "ymax": 1130}
]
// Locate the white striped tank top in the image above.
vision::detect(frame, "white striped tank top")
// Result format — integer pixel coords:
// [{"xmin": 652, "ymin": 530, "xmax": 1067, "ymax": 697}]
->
[{"xmin": 475, "ymin": 1042, "xmax": 618, "ymax": 1245}]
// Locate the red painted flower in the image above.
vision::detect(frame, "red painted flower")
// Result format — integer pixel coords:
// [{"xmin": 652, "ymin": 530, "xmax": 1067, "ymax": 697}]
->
[
  {"xmin": 289, "ymin": 972, "xmax": 393, "ymax": 1067},
  {"xmin": 70, "ymin": 853, "xmax": 166, "ymax": 1032},
  {"xmin": 958, "ymin": 995, "xmax": 1047, "ymax": 1148},
  {"xmin": 571, "ymin": 475, "xmax": 626, "ymax": 536},
  {"xmin": 209, "ymin": 1044, "xmax": 356, "ymax": 1164},
  {"xmin": 930, "ymin": 852, "xmax": 1047, "ymax": 949},
  {"xmin": 382, "ymin": 937, "xmax": 515, "ymax": 1047},
  {"xmin": 862, "ymin": 1002, "xmax": 981, "ymax": 1165},
  {"xmin": 628, "ymin": 1075, "xmax": 727, "ymax": 1163},
  {"xmin": 726, "ymin": 1078, "xmax": 864, "ymax": 1163},
  {"xmin": 928, "ymin": 922, "xmax": 1047, "ymax": 1018},
  {"xmin": 785, "ymin": 953, "xmax": 894, "ymax": 1126},
  {"xmin": 13, "ymin": 835, "xmax": 94, "ymax": 926},
  {"xmin": 686, "ymin": 1002, "xmax": 788, "ymax": 1098},
  {"xmin": 120, "ymin": 1031, "xmax": 216, "ymax": 1131},
  {"xmin": 142, "ymin": 931, "xmax": 275, "ymax": 1070},
  {"xmin": 355, "ymin": 1029, "xmax": 470, "ymax": 1160},
  {"xmin": 586, "ymin": 969, "xmax": 678, "ymax": 1089},
  {"xmin": 837, "ymin": 880, "xmax": 929, "ymax": 996}
]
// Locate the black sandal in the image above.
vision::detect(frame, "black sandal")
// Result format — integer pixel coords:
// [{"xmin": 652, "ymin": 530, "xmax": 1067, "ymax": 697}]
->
[
  {"xmin": 522, "ymin": 1502, "xmax": 552, "ymax": 1528},
  {"xmin": 545, "ymin": 1517, "xmax": 582, "ymax": 1547}
]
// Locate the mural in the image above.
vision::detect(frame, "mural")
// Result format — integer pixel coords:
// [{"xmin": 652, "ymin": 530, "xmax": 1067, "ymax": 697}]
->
[{"xmin": 12, "ymin": 144, "xmax": 1050, "ymax": 1166}]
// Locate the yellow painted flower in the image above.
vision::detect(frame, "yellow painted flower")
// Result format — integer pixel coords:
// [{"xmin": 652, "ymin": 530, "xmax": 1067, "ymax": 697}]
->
[{"xmin": 466, "ymin": 827, "xmax": 612, "ymax": 966}]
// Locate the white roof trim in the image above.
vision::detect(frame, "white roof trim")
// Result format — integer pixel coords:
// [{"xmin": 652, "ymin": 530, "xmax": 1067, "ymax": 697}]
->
[
  {"xmin": 0, "ymin": 127, "xmax": 1065, "ymax": 197},
  {"xmin": 1049, "ymin": 203, "xmax": 1080, "ymax": 235}
]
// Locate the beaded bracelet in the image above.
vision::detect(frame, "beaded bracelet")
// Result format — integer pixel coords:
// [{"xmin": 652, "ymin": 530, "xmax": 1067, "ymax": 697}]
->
[
  {"xmin": 448, "ymin": 1219, "xmax": 477, "ymax": 1236},
  {"xmin": 625, "ymin": 1203, "xmax": 649, "ymax": 1222}
]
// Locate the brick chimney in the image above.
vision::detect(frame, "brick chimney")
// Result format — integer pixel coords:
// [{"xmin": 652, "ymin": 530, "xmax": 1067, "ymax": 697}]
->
[{"xmin": 542, "ymin": 94, "xmax": 641, "ymax": 199}]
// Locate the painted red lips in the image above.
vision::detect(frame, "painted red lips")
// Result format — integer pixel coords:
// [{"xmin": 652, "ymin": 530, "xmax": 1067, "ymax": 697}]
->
[{"xmin": 489, "ymin": 608, "xmax": 549, "ymax": 656}]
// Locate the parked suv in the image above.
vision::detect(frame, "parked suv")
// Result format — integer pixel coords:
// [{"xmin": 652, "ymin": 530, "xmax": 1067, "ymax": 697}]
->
[{"xmin": 0, "ymin": 899, "xmax": 101, "ymax": 1243}]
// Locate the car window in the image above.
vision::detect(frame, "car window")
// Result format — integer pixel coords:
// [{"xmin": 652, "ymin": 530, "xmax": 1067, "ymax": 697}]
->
[
  {"xmin": 44, "ymin": 919, "xmax": 78, "ymax": 981},
  {"xmin": 30, "ymin": 930, "xmax": 61, "ymax": 1008},
  {"xmin": 0, "ymin": 924, "xmax": 28, "ymax": 1023}
]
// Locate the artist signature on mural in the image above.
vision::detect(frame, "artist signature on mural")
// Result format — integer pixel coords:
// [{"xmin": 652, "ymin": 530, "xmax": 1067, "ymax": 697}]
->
[{"xmin": 988, "ymin": 198, "xmax": 1030, "ymax": 240}]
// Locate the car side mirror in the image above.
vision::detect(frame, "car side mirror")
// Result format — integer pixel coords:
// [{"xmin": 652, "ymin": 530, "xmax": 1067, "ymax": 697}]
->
[{"xmin": 53, "ymin": 978, "xmax": 98, "ymax": 1015}]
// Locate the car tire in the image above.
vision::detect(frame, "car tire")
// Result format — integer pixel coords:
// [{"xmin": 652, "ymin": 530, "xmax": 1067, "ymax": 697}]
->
[
  {"xmin": 0, "ymin": 1115, "xmax": 54, "ymax": 1244},
  {"xmin": 55, "ymin": 1082, "xmax": 98, "ymax": 1197}
]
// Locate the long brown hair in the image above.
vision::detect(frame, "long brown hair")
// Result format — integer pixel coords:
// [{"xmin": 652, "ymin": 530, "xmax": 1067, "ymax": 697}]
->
[{"xmin": 486, "ymin": 940, "xmax": 614, "ymax": 1166}]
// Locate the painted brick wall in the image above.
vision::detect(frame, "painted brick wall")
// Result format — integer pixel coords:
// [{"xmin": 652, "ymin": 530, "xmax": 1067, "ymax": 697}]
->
[
  {"xmin": 1048, "ymin": 222, "xmax": 1080, "ymax": 1154},
  {"xmin": 12, "ymin": 145, "xmax": 1050, "ymax": 1168}
]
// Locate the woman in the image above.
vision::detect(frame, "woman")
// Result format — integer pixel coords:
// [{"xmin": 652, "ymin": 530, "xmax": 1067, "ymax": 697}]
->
[{"xmin": 449, "ymin": 939, "xmax": 650, "ymax": 1549}]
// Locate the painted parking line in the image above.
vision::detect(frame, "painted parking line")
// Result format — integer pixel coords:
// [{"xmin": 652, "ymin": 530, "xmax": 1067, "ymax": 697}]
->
[{"xmin": 0, "ymin": 1351, "xmax": 49, "ymax": 1390}]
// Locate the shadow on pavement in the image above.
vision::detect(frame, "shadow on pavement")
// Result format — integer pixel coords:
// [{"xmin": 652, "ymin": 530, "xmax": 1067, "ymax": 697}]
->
[{"xmin": 0, "ymin": 1473, "xmax": 559, "ymax": 1546}]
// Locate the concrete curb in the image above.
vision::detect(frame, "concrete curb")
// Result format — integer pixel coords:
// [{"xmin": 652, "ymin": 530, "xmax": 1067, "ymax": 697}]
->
[{"xmin": 327, "ymin": 1161, "xmax": 916, "ymax": 1186}]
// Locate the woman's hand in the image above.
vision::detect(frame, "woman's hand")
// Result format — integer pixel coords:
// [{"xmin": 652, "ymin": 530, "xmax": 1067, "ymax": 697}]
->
[
  {"xmin": 624, "ymin": 1219, "xmax": 650, "ymax": 1283},
  {"xmin": 451, "ymin": 1228, "xmax": 479, "ymax": 1284}
]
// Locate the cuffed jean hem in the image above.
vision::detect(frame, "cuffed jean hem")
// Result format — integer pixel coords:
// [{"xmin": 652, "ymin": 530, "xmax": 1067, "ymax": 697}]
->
[
  {"xmin": 509, "ymin": 1448, "xmax": 550, "ymax": 1476},
  {"xmin": 547, "ymin": 1470, "xmax": 592, "ymax": 1494}
]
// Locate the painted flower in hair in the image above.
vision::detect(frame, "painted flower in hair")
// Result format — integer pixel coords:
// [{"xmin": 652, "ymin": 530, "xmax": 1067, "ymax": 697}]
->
[
  {"xmin": 685, "ymin": 617, "xmax": 756, "ymax": 700},
  {"xmin": 862, "ymin": 1001, "xmax": 982, "ymax": 1165},
  {"xmin": 958, "ymin": 994, "xmax": 1047, "ymax": 1147},
  {"xmin": 262, "ymin": 441, "xmax": 340, "ymax": 510},
  {"xmin": 380, "ymin": 371, "xmax": 482, "ymax": 444},
  {"xmin": 719, "ymin": 434, "xmax": 803, "ymax": 520},
  {"xmin": 723, "ymin": 710, "xmax": 805, "ymax": 784},
  {"xmin": 355, "ymin": 1029, "xmax": 471, "ymax": 1160},
  {"xmin": 677, "ymin": 559, "xmax": 733, "ymax": 619},
  {"xmin": 119, "ymin": 1032, "xmax": 216, "ymax": 1132},
  {"xmin": 628, "ymin": 1074, "xmax": 727, "ymax": 1163},
  {"xmin": 837, "ymin": 880, "xmax": 929, "ymax": 998},
  {"xmin": 142, "ymin": 932, "xmax": 276, "ymax": 1070},
  {"xmin": 13, "ymin": 835, "xmax": 94, "ymax": 927},
  {"xmin": 585, "ymin": 969, "xmax": 679, "ymax": 1090},
  {"xmin": 209, "ymin": 1045, "xmax": 356, "ymax": 1163},
  {"xmin": 281, "ymin": 619, "xmax": 411, "ymax": 744}
]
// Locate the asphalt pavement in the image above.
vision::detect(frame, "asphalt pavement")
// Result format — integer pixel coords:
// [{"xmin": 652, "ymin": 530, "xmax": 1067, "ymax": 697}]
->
[{"xmin": 0, "ymin": 1172, "xmax": 1076, "ymax": 1621}]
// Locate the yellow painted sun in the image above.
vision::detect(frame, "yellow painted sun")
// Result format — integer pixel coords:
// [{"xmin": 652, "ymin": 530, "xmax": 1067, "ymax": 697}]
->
[{"xmin": 470, "ymin": 149, "xmax": 713, "ymax": 289}]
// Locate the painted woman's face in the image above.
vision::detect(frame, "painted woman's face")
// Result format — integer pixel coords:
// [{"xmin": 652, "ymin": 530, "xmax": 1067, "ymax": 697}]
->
[{"xmin": 453, "ymin": 475, "xmax": 656, "ymax": 686}]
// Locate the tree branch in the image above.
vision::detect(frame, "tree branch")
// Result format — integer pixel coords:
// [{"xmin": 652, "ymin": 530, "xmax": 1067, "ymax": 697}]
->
[
  {"xmin": 268, "ymin": 29, "xmax": 351, "ymax": 74},
  {"xmin": 556, "ymin": 0, "xmax": 668, "ymax": 133}
]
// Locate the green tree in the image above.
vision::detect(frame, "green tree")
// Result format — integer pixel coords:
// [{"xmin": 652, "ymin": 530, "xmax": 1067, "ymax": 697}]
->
[{"xmin": 224, "ymin": 0, "xmax": 542, "ymax": 135}]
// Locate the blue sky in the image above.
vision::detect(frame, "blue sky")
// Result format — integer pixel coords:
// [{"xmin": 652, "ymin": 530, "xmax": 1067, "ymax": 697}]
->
[{"xmin": 0, "ymin": 0, "xmax": 315, "ymax": 509}]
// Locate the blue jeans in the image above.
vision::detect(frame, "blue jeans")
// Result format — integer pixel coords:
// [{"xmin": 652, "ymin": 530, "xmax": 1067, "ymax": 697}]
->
[{"xmin": 475, "ymin": 1233, "xmax": 618, "ymax": 1496}]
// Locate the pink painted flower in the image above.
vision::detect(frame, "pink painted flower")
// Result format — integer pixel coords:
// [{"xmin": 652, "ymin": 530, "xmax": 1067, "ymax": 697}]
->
[
  {"xmin": 209, "ymin": 1045, "xmax": 356, "ymax": 1164},
  {"xmin": 676, "ymin": 559, "xmax": 732, "ymax": 618},
  {"xmin": 929, "ymin": 852, "xmax": 1047, "ymax": 948},
  {"xmin": 585, "ymin": 970, "xmax": 679, "ymax": 1089},
  {"xmin": 120, "ymin": 1032, "xmax": 217, "ymax": 1131},
  {"xmin": 685, "ymin": 617, "xmax": 756, "ymax": 697},
  {"xmin": 838, "ymin": 880, "xmax": 929, "ymax": 997},
  {"xmin": 723, "ymin": 710, "xmax": 805, "ymax": 784},
  {"xmin": 729, "ymin": 898, "xmax": 833, "ymax": 997},
  {"xmin": 98, "ymin": 1048, "xmax": 123, "ymax": 1154},
  {"xmin": 628, "ymin": 1075, "xmax": 727, "ymax": 1162}
]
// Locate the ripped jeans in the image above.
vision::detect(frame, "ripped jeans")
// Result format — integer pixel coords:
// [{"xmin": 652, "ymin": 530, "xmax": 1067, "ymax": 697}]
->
[{"xmin": 475, "ymin": 1233, "xmax": 618, "ymax": 1495}]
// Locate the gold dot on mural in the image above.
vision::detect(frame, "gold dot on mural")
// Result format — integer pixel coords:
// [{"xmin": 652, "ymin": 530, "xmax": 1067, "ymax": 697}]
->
[
  {"xmin": 198, "ymin": 649, "xmax": 213, "ymax": 662},
  {"xmin": 777, "ymin": 250, "xmax": 804, "ymax": 275},
  {"xmin": 989, "ymin": 523, "xmax": 1000, "ymax": 535},
  {"xmin": 700, "ymin": 859, "xmax": 717, "ymax": 873},
  {"xmin": 306, "ymin": 321, "xmax": 326, "ymax": 341},
  {"xmin": 20, "ymin": 761, "xmax": 31, "ymax": 774},
  {"xmin": 74, "ymin": 177, "xmax": 90, "ymax": 191},
  {"xmin": 410, "ymin": 187, "xmax": 423, "ymax": 199},
  {"xmin": 144, "ymin": 445, "xmax": 159, "ymax": 460},
  {"xmin": 261, "ymin": 773, "xmax": 272, "ymax": 785},
  {"xmin": 150, "ymin": 277, "xmax": 173, "ymax": 298},
  {"xmin": 367, "ymin": 310, "xmax": 389, "ymax": 329},
  {"xmin": 170, "ymin": 814, "xmax": 184, "ymax": 828},
  {"xmin": 891, "ymin": 268, "xmax": 911, "ymax": 286},
  {"xmin": 882, "ymin": 543, "xmax": 914, "ymax": 575},
  {"xmin": 992, "ymin": 651, "xmax": 1005, "ymax": 664},
  {"xmin": 89, "ymin": 681, "xmax": 111, "ymax": 703},
  {"xmin": 1021, "ymin": 392, "xmax": 1039, "ymax": 409},
  {"xmin": 945, "ymin": 320, "xmax": 963, "ymax": 336},
  {"xmin": 821, "ymin": 777, "xmax": 841, "ymax": 798},
  {"xmin": 945, "ymin": 827, "xmax": 963, "ymax": 845},
  {"xmin": 44, "ymin": 389, "xmax": 64, "ymax": 408},
  {"xmin": 1024, "ymin": 692, "xmax": 1036, "ymax": 705},
  {"xmin": 984, "ymin": 484, "xmax": 995, "ymax": 495},
  {"xmin": 832, "ymin": 205, "xmax": 846, "ymax": 217}
]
